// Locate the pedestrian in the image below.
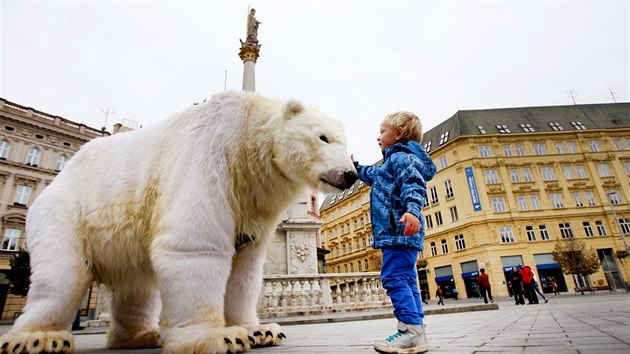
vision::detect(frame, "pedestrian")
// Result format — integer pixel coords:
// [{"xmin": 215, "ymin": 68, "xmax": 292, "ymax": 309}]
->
[
  {"xmin": 551, "ymin": 280, "xmax": 559, "ymax": 295},
  {"xmin": 452, "ymin": 287, "xmax": 458, "ymax": 300},
  {"xmin": 353, "ymin": 111, "xmax": 436, "ymax": 354},
  {"xmin": 422, "ymin": 290, "xmax": 429, "ymax": 305},
  {"xmin": 519, "ymin": 264, "xmax": 539, "ymax": 304},
  {"xmin": 508, "ymin": 266, "xmax": 525, "ymax": 305},
  {"xmin": 436, "ymin": 286, "xmax": 445, "ymax": 306},
  {"xmin": 531, "ymin": 269, "xmax": 549, "ymax": 303},
  {"xmin": 71, "ymin": 309, "xmax": 84, "ymax": 331},
  {"xmin": 477, "ymin": 268, "xmax": 494, "ymax": 304}
]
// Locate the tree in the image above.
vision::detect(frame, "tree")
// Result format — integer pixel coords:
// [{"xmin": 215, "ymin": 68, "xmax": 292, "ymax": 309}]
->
[
  {"xmin": 552, "ymin": 238, "xmax": 600, "ymax": 289},
  {"xmin": 7, "ymin": 248, "xmax": 31, "ymax": 296}
]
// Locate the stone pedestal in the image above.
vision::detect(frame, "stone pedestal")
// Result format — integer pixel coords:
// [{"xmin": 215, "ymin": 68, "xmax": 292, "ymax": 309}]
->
[{"xmin": 238, "ymin": 42, "xmax": 261, "ymax": 92}]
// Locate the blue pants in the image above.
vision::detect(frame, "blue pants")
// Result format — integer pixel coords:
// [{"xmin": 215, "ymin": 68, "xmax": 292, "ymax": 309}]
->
[{"xmin": 381, "ymin": 246, "xmax": 424, "ymax": 325}]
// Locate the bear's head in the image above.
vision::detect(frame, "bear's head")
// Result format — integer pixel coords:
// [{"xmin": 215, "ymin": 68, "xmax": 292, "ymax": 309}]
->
[{"xmin": 273, "ymin": 99, "xmax": 357, "ymax": 194}]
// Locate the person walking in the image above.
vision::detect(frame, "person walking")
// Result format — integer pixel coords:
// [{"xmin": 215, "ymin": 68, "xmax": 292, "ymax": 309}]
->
[
  {"xmin": 508, "ymin": 267, "xmax": 525, "ymax": 305},
  {"xmin": 519, "ymin": 264, "xmax": 539, "ymax": 304},
  {"xmin": 531, "ymin": 270, "xmax": 549, "ymax": 303},
  {"xmin": 551, "ymin": 280, "xmax": 559, "ymax": 295},
  {"xmin": 477, "ymin": 268, "xmax": 494, "ymax": 304},
  {"xmin": 435, "ymin": 286, "xmax": 444, "ymax": 306}
]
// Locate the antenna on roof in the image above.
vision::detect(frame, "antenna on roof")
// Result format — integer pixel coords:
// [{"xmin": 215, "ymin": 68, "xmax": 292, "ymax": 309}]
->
[
  {"xmin": 607, "ymin": 83, "xmax": 617, "ymax": 103},
  {"xmin": 566, "ymin": 89, "xmax": 578, "ymax": 105},
  {"xmin": 224, "ymin": 70, "xmax": 228, "ymax": 91},
  {"xmin": 97, "ymin": 105, "xmax": 116, "ymax": 132}
]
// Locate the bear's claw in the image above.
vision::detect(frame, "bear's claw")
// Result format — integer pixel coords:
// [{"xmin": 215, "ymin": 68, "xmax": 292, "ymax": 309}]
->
[
  {"xmin": 248, "ymin": 323, "xmax": 285, "ymax": 348},
  {"xmin": 0, "ymin": 330, "xmax": 74, "ymax": 354}
]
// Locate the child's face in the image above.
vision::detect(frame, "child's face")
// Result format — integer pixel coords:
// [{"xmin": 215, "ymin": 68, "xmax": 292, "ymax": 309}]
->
[{"xmin": 378, "ymin": 123, "xmax": 402, "ymax": 152}]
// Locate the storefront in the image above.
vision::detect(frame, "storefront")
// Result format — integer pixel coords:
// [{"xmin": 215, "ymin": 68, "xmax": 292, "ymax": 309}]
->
[
  {"xmin": 534, "ymin": 253, "xmax": 566, "ymax": 293},
  {"xmin": 460, "ymin": 260, "xmax": 480, "ymax": 299},
  {"xmin": 434, "ymin": 265, "xmax": 456, "ymax": 298},
  {"xmin": 501, "ymin": 255, "xmax": 524, "ymax": 296}
]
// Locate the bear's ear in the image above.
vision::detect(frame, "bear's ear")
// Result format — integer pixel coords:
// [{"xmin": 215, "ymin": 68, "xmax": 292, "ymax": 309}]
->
[{"xmin": 283, "ymin": 99, "xmax": 304, "ymax": 119}]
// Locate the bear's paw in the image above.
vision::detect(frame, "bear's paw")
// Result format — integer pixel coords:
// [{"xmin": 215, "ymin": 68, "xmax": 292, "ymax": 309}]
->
[
  {"xmin": 107, "ymin": 328, "xmax": 161, "ymax": 349},
  {"xmin": 162, "ymin": 325, "xmax": 250, "ymax": 354},
  {"xmin": 0, "ymin": 330, "xmax": 74, "ymax": 354},
  {"xmin": 249, "ymin": 323, "xmax": 285, "ymax": 348}
]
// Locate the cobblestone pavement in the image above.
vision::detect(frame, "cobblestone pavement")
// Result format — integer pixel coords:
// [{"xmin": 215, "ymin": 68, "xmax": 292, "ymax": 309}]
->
[{"xmin": 1, "ymin": 292, "xmax": 628, "ymax": 353}]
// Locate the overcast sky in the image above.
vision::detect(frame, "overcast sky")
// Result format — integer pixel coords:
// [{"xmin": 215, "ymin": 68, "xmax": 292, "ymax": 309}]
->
[{"xmin": 1, "ymin": 0, "xmax": 627, "ymax": 164}]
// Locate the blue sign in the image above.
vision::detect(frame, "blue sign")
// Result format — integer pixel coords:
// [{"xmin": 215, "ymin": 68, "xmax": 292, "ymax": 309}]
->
[
  {"xmin": 465, "ymin": 167, "xmax": 482, "ymax": 211},
  {"xmin": 461, "ymin": 271, "xmax": 479, "ymax": 278}
]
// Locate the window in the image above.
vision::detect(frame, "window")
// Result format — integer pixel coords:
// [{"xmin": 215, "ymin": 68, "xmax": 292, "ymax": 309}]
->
[
  {"xmin": 353, "ymin": 219, "xmax": 358, "ymax": 230},
  {"xmin": 613, "ymin": 138, "xmax": 624, "ymax": 151},
  {"xmin": 520, "ymin": 123, "xmax": 535, "ymax": 132},
  {"xmin": 477, "ymin": 126, "xmax": 487, "ymax": 134},
  {"xmin": 360, "ymin": 217, "xmax": 365, "ymax": 227},
  {"xmin": 549, "ymin": 122, "xmax": 564, "ymax": 131},
  {"xmin": 526, "ymin": 225, "xmax": 536, "ymax": 241},
  {"xmin": 555, "ymin": 142, "xmax": 565, "ymax": 154},
  {"xmin": 517, "ymin": 195, "xmax": 528, "ymax": 211},
  {"xmin": 533, "ymin": 143, "xmax": 547, "ymax": 155},
  {"xmin": 573, "ymin": 192, "xmax": 584, "ymax": 207},
  {"xmin": 587, "ymin": 140, "xmax": 601, "ymax": 152},
  {"xmin": 440, "ymin": 239, "xmax": 448, "ymax": 254},
  {"xmin": 435, "ymin": 211, "xmax": 443, "ymax": 226},
  {"xmin": 597, "ymin": 163, "xmax": 612, "ymax": 177},
  {"xmin": 342, "ymin": 245, "xmax": 346, "ymax": 255},
  {"xmin": 430, "ymin": 242, "xmax": 437, "ymax": 256},
  {"xmin": 566, "ymin": 141, "xmax": 577, "ymax": 153},
  {"xmin": 571, "ymin": 121, "xmax": 586, "ymax": 130},
  {"xmin": 515, "ymin": 144, "xmax": 525, "ymax": 156},
  {"xmin": 539, "ymin": 225, "xmax": 550, "ymax": 240},
  {"xmin": 500, "ymin": 226, "xmax": 515, "ymax": 243},
  {"xmin": 619, "ymin": 218, "xmax": 630, "ymax": 235},
  {"xmin": 595, "ymin": 220, "xmax": 607, "ymax": 236},
  {"xmin": 575, "ymin": 165, "xmax": 587, "ymax": 178},
  {"xmin": 454, "ymin": 234, "xmax": 466, "ymax": 250},
  {"xmin": 624, "ymin": 161, "xmax": 630, "ymax": 175},
  {"xmin": 491, "ymin": 197, "xmax": 507, "ymax": 212},
  {"xmin": 444, "ymin": 180, "xmax": 454, "ymax": 199},
  {"xmin": 522, "ymin": 167, "xmax": 533, "ymax": 182},
  {"xmin": 559, "ymin": 223, "xmax": 574, "ymax": 239},
  {"xmin": 13, "ymin": 185, "xmax": 32, "ymax": 206},
  {"xmin": 355, "ymin": 240, "xmax": 360, "ymax": 251},
  {"xmin": 583, "ymin": 221, "xmax": 594, "ymax": 237},
  {"xmin": 438, "ymin": 155, "xmax": 448, "ymax": 169},
  {"xmin": 1, "ymin": 228, "xmax": 20, "ymax": 251},
  {"xmin": 439, "ymin": 131, "xmax": 450, "ymax": 145},
  {"xmin": 0, "ymin": 140, "xmax": 10, "ymax": 159},
  {"xmin": 541, "ymin": 166, "xmax": 556, "ymax": 181},
  {"xmin": 549, "ymin": 193, "xmax": 564, "ymax": 208},
  {"xmin": 330, "ymin": 195, "xmax": 336, "ymax": 204},
  {"xmin": 530, "ymin": 194, "xmax": 541, "ymax": 210},
  {"xmin": 430, "ymin": 186, "xmax": 439, "ymax": 205},
  {"xmin": 425, "ymin": 215, "xmax": 434, "ymax": 229},
  {"xmin": 449, "ymin": 206, "xmax": 459, "ymax": 222},
  {"xmin": 503, "ymin": 144, "xmax": 513, "ymax": 157},
  {"xmin": 341, "ymin": 224, "xmax": 345, "ymax": 234},
  {"xmin": 479, "ymin": 145, "xmax": 492, "ymax": 158},
  {"xmin": 496, "ymin": 124, "xmax": 511, "ymax": 133},
  {"xmin": 362, "ymin": 238, "xmax": 367, "ymax": 248},
  {"xmin": 608, "ymin": 190, "xmax": 622, "ymax": 205},
  {"xmin": 509, "ymin": 168, "xmax": 520, "ymax": 183},
  {"xmin": 424, "ymin": 141, "xmax": 432, "ymax": 152},
  {"xmin": 484, "ymin": 170, "xmax": 500, "ymax": 184},
  {"xmin": 364, "ymin": 260, "xmax": 369, "ymax": 271},
  {"xmin": 344, "ymin": 264, "xmax": 348, "ymax": 273},
  {"xmin": 563, "ymin": 166, "xmax": 574, "ymax": 180},
  {"xmin": 358, "ymin": 261, "xmax": 362, "ymax": 272},
  {"xmin": 348, "ymin": 242, "xmax": 352, "ymax": 253},
  {"xmin": 25, "ymin": 148, "xmax": 40, "ymax": 166},
  {"xmin": 585, "ymin": 191, "xmax": 596, "ymax": 206}
]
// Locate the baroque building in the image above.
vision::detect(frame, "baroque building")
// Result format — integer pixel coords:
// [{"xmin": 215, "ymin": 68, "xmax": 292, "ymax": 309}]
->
[
  {"xmin": 320, "ymin": 102, "xmax": 630, "ymax": 299},
  {"xmin": 0, "ymin": 98, "xmax": 108, "ymax": 320}
]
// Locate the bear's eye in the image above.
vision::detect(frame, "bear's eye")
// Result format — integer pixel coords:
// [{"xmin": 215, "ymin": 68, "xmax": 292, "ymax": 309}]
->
[{"xmin": 319, "ymin": 135, "xmax": 329, "ymax": 143}]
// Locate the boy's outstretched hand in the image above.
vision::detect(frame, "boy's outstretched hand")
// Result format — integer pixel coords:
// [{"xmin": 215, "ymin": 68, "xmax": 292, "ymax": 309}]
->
[{"xmin": 399, "ymin": 212, "xmax": 419, "ymax": 236}]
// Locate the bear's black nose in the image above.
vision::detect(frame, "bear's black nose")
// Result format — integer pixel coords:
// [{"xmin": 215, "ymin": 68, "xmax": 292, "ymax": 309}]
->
[{"xmin": 344, "ymin": 170, "xmax": 358, "ymax": 187}]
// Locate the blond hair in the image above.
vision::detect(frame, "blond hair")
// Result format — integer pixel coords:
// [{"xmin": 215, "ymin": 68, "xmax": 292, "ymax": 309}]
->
[{"xmin": 381, "ymin": 111, "xmax": 423, "ymax": 143}]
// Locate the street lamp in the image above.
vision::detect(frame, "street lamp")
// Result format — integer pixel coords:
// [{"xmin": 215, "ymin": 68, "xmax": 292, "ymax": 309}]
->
[{"xmin": 607, "ymin": 191, "xmax": 629, "ymax": 252}]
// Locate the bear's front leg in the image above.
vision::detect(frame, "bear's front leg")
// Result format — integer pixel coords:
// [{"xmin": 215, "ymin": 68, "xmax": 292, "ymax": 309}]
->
[
  {"xmin": 224, "ymin": 242, "xmax": 286, "ymax": 348},
  {"xmin": 153, "ymin": 240, "xmax": 251, "ymax": 354}
]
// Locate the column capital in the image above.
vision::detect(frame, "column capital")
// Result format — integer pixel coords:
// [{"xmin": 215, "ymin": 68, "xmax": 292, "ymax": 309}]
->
[{"xmin": 239, "ymin": 42, "xmax": 261, "ymax": 63}]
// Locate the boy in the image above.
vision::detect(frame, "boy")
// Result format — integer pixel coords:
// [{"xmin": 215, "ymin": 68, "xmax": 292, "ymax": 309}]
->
[{"xmin": 353, "ymin": 111, "xmax": 436, "ymax": 354}]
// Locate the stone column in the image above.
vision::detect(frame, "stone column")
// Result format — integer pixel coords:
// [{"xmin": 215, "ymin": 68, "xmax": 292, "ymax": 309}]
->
[{"xmin": 238, "ymin": 43, "xmax": 261, "ymax": 92}]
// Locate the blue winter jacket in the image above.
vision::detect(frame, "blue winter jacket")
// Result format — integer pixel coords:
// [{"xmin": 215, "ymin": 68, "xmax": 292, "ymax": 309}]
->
[{"xmin": 356, "ymin": 141, "xmax": 436, "ymax": 250}]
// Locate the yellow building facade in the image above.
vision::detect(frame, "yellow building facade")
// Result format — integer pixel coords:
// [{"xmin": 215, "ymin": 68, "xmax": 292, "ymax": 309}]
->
[{"xmin": 321, "ymin": 103, "xmax": 630, "ymax": 299}]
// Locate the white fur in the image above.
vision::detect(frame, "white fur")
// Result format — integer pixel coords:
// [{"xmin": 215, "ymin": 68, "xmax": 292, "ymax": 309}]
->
[{"xmin": 0, "ymin": 91, "xmax": 356, "ymax": 353}]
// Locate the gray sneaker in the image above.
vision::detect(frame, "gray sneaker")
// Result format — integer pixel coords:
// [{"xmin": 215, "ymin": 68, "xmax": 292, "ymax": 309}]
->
[{"xmin": 374, "ymin": 322, "xmax": 429, "ymax": 353}]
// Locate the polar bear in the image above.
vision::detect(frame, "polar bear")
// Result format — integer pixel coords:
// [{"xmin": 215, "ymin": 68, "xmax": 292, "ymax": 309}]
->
[{"xmin": 0, "ymin": 91, "xmax": 357, "ymax": 354}]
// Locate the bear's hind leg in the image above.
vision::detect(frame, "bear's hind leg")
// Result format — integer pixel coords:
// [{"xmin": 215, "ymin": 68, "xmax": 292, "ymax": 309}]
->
[{"xmin": 106, "ymin": 287, "xmax": 161, "ymax": 349}]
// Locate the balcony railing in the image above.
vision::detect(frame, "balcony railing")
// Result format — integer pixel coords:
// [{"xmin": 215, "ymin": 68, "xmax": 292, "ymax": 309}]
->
[{"xmin": 258, "ymin": 272, "xmax": 391, "ymax": 319}]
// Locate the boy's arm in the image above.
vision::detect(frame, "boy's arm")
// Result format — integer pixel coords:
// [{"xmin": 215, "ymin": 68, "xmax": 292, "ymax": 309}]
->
[
  {"xmin": 353, "ymin": 161, "xmax": 377, "ymax": 186},
  {"xmin": 393, "ymin": 153, "xmax": 428, "ymax": 220}
]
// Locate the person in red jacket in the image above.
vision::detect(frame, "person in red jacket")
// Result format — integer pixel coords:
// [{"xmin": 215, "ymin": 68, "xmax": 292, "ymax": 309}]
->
[
  {"xmin": 519, "ymin": 264, "xmax": 539, "ymax": 304},
  {"xmin": 477, "ymin": 268, "xmax": 494, "ymax": 304}
]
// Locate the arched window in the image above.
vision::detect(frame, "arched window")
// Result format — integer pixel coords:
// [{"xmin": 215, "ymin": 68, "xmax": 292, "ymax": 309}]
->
[
  {"xmin": 25, "ymin": 148, "xmax": 41, "ymax": 166},
  {"xmin": 0, "ymin": 140, "xmax": 10, "ymax": 159},
  {"xmin": 55, "ymin": 155, "xmax": 68, "ymax": 171}
]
